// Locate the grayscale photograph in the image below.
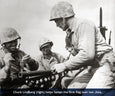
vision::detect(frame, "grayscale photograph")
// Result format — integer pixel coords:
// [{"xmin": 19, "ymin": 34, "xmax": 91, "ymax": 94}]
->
[{"xmin": 0, "ymin": 0, "xmax": 115, "ymax": 96}]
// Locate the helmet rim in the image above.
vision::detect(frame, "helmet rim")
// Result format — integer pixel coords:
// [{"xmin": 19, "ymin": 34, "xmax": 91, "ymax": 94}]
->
[
  {"xmin": 0, "ymin": 27, "xmax": 21, "ymax": 45},
  {"xmin": 50, "ymin": 1, "xmax": 75, "ymax": 21}
]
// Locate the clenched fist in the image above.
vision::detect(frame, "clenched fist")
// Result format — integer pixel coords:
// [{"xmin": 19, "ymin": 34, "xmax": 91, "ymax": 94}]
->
[{"xmin": 3, "ymin": 53, "xmax": 15, "ymax": 72}]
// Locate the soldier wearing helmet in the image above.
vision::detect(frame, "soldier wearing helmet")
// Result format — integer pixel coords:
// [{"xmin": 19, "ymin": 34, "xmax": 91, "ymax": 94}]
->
[
  {"xmin": 36, "ymin": 37, "xmax": 65, "ymax": 88},
  {"xmin": 50, "ymin": 1, "xmax": 75, "ymax": 31},
  {"xmin": 50, "ymin": 1, "xmax": 115, "ymax": 89},
  {"xmin": 0, "ymin": 27, "xmax": 38, "ymax": 89},
  {"xmin": 37, "ymin": 37, "xmax": 65, "ymax": 71}
]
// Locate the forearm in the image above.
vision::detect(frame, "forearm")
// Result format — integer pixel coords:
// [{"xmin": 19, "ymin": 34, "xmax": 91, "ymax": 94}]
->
[
  {"xmin": 63, "ymin": 50, "xmax": 94, "ymax": 70},
  {"xmin": 0, "ymin": 68, "xmax": 8, "ymax": 83}
]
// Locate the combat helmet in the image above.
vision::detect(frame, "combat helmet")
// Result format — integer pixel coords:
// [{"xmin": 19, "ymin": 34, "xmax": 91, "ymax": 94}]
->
[
  {"xmin": 0, "ymin": 27, "xmax": 21, "ymax": 45},
  {"xmin": 50, "ymin": 1, "xmax": 75, "ymax": 21}
]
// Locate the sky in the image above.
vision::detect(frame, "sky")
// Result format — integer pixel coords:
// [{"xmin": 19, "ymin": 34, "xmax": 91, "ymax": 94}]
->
[{"xmin": 0, "ymin": 0, "xmax": 115, "ymax": 58}]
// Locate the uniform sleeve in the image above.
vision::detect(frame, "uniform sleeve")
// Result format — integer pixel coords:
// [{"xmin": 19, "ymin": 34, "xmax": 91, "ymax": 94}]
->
[
  {"xmin": 64, "ymin": 23, "xmax": 95, "ymax": 70},
  {"xmin": 0, "ymin": 58, "xmax": 7, "ymax": 83}
]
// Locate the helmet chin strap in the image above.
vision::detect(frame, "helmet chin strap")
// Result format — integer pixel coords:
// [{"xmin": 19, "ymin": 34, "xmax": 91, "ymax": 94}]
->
[
  {"xmin": 62, "ymin": 18, "xmax": 66, "ymax": 31},
  {"xmin": 62, "ymin": 18, "xmax": 68, "ymax": 31},
  {"xmin": 17, "ymin": 39, "xmax": 21, "ymax": 49}
]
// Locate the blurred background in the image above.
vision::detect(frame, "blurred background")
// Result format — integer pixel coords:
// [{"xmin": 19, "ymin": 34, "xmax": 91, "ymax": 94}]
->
[{"xmin": 0, "ymin": 0, "xmax": 115, "ymax": 58}]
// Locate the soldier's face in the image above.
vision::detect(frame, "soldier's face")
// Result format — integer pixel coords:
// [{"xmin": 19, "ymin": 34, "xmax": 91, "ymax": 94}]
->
[
  {"xmin": 54, "ymin": 18, "xmax": 68, "ymax": 31},
  {"xmin": 41, "ymin": 45, "xmax": 52, "ymax": 55},
  {"xmin": 4, "ymin": 39, "xmax": 18, "ymax": 52}
]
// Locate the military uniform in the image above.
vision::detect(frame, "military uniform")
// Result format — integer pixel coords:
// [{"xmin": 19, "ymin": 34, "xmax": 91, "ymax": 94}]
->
[
  {"xmin": 0, "ymin": 49, "xmax": 38, "ymax": 89},
  {"xmin": 63, "ymin": 17, "xmax": 115, "ymax": 88},
  {"xmin": 37, "ymin": 37, "xmax": 65, "ymax": 71},
  {"xmin": 37, "ymin": 52, "xmax": 65, "ymax": 71},
  {"xmin": 0, "ymin": 27, "xmax": 38, "ymax": 89},
  {"xmin": 37, "ymin": 37, "xmax": 65, "ymax": 88},
  {"xmin": 50, "ymin": 1, "xmax": 115, "ymax": 88}
]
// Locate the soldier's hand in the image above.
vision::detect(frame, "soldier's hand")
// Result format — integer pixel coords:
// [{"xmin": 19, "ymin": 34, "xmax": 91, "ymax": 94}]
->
[
  {"xmin": 3, "ymin": 53, "xmax": 14, "ymax": 72},
  {"xmin": 51, "ymin": 63, "xmax": 66, "ymax": 73}
]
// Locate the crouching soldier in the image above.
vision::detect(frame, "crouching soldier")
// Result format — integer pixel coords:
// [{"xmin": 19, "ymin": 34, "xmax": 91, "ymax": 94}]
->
[
  {"xmin": 50, "ymin": 1, "xmax": 115, "ymax": 89},
  {"xmin": 0, "ymin": 27, "xmax": 38, "ymax": 89},
  {"xmin": 36, "ymin": 37, "xmax": 65, "ymax": 88}
]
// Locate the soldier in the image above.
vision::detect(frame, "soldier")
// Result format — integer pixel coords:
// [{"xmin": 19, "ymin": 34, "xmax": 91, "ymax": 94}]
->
[
  {"xmin": 36, "ymin": 37, "xmax": 65, "ymax": 88},
  {"xmin": 50, "ymin": 1, "xmax": 115, "ymax": 88},
  {"xmin": 37, "ymin": 37, "xmax": 65, "ymax": 71},
  {"xmin": 0, "ymin": 27, "xmax": 38, "ymax": 89}
]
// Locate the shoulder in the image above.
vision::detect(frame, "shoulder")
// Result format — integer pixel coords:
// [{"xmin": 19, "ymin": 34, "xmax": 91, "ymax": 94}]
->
[
  {"xmin": 52, "ymin": 52, "xmax": 64, "ymax": 59},
  {"xmin": 73, "ymin": 18, "xmax": 96, "ymax": 36},
  {"xmin": 71, "ymin": 17, "xmax": 95, "ymax": 32},
  {"xmin": 73, "ymin": 17, "xmax": 95, "ymax": 26},
  {"xmin": 78, "ymin": 18, "xmax": 95, "ymax": 27},
  {"xmin": 36, "ymin": 54, "xmax": 43, "ymax": 61}
]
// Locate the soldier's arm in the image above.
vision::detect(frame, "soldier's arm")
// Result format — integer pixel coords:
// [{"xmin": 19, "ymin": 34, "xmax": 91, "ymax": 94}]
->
[
  {"xmin": 63, "ymin": 23, "xmax": 95, "ymax": 70},
  {"xmin": 0, "ymin": 59, "xmax": 8, "ymax": 83}
]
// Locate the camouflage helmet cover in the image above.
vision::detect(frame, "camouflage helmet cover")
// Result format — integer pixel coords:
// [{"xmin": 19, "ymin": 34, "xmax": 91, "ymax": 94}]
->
[
  {"xmin": 50, "ymin": 1, "xmax": 75, "ymax": 21},
  {"xmin": 39, "ymin": 37, "xmax": 53, "ymax": 51},
  {"xmin": 0, "ymin": 27, "xmax": 21, "ymax": 45}
]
